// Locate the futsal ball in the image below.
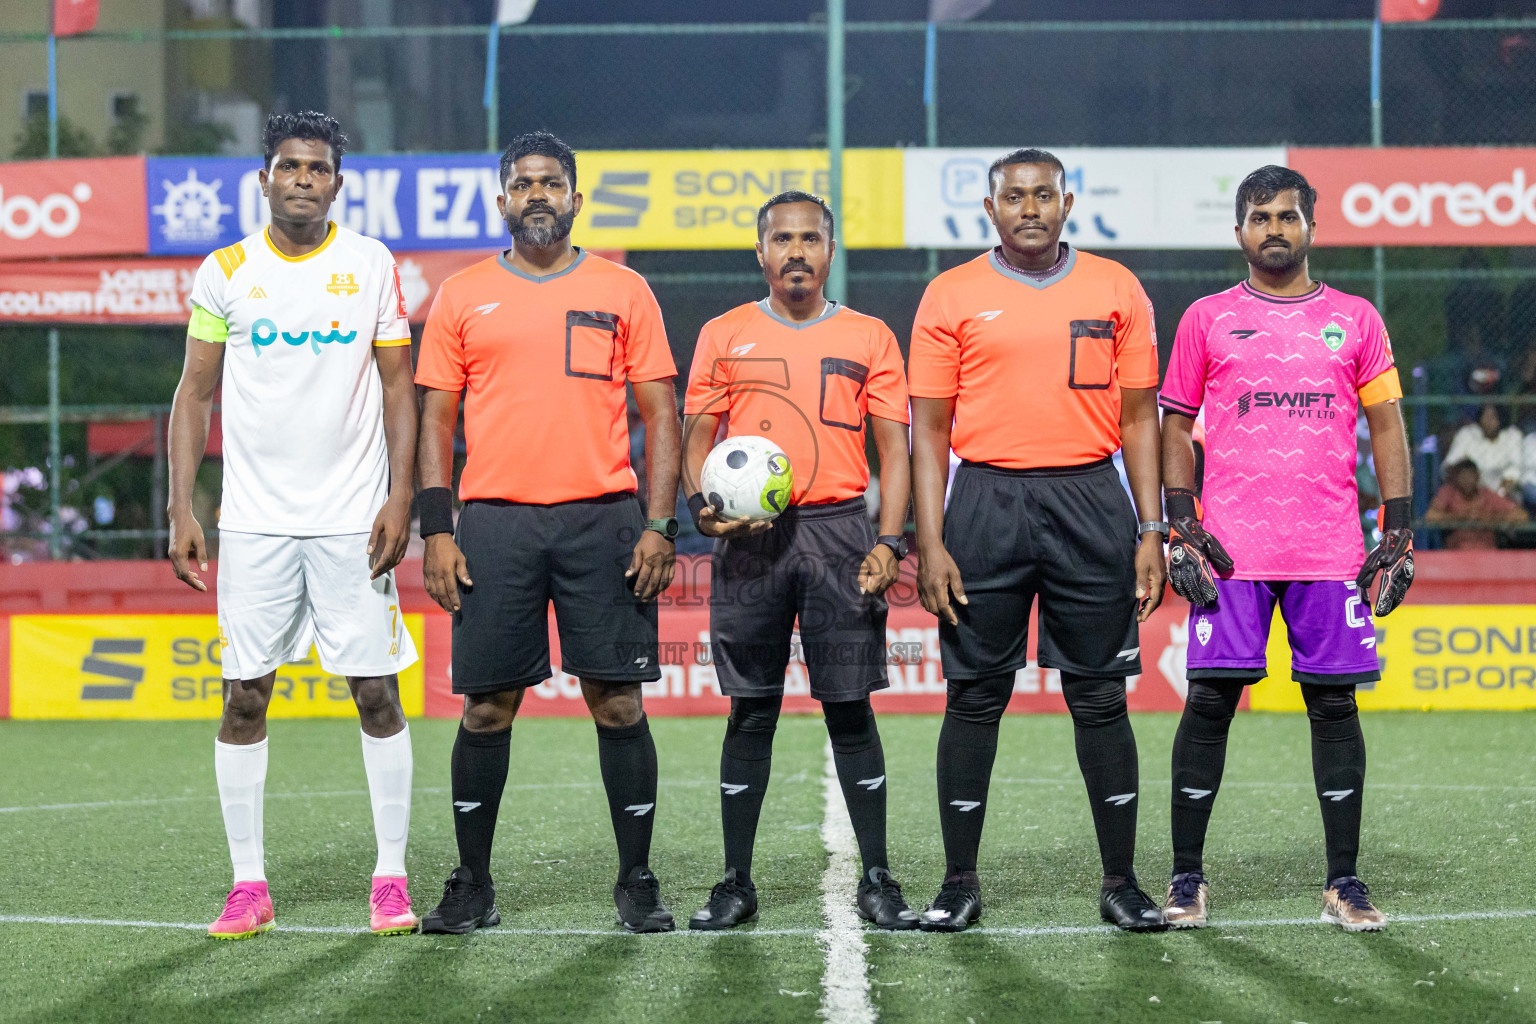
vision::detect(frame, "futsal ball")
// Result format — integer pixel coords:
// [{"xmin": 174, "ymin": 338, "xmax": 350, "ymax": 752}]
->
[{"xmin": 700, "ymin": 435, "xmax": 793, "ymax": 522}]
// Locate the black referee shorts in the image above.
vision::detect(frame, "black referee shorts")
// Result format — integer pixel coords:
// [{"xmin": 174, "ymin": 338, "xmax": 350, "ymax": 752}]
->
[
  {"xmin": 710, "ymin": 497, "xmax": 890, "ymax": 702},
  {"xmin": 451, "ymin": 493, "xmax": 660, "ymax": 693},
  {"xmin": 939, "ymin": 459, "xmax": 1142, "ymax": 680}
]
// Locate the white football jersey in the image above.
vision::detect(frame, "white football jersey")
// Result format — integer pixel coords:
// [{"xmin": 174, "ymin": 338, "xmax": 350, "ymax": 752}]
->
[{"xmin": 188, "ymin": 222, "xmax": 412, "ymax": 536}]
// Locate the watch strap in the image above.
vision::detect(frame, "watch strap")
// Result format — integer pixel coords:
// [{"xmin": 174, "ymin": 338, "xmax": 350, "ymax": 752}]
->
[{"xmin": 1139, "ymin": 520, "xmax": 1170, "ymax": 537}]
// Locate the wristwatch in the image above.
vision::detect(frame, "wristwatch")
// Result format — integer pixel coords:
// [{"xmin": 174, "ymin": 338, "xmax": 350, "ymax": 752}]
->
[
  {"xmin": 1138, "ymin": 520, "xmax": 1170, "ymax": 538},
  {"xmin": 645, "ymin": 517, "xmax": 679, "ymax": 541},
  {"xmin": 876, "ymin": 534, "xmax": 909, "ymax": 560}
]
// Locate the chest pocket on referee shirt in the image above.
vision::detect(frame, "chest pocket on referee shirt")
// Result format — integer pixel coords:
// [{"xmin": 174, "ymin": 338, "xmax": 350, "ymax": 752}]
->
[
  {"xmin": 819, "ymin": 357, "xmax": 869, "ymax": 432},
  {"xmin": 566, "ymin": 310, "xmax": 620, "ymax": 380},
  {"xmin": 1068, "ymin": 319, "xmax": 1115, "ymax": 390}
]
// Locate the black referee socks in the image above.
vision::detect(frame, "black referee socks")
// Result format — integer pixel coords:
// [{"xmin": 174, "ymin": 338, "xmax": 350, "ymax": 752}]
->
[
  {"xmin": 596, "ymin": 715, "xmax": 660, "ymax": 883},
  {"xmin": 719, "ymin": 696, "xmax": 781, "ymax": 882},
  {"xmin": 824, "ymin": 698, "xmax": 889, "ymax": 876},
  {"xmin": 451, "ymin": 723, "xmax": 511, "ymax": 884},
  {"xmin": 1061, "ymin": 674, "xmax": 1141, "ymax": 883},
  {"xmin": 935, "ymin": 674, "xmax": 1011, "ymax": 876}
]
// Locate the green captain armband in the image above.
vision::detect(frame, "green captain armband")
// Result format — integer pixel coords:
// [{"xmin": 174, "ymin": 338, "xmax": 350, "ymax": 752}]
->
[{"xmin": 188, "ymin": 305, "xmax": 228, "ymax": 343}]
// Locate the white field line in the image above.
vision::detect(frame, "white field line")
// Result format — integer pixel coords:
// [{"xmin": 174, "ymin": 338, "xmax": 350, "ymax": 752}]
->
[
  {"xmin": 2, "ymin": 908, "xmax": 1533, "ymax": 940},
  {"xmin": 815, "ymin": 740, "xmax": 876, "ymax": 1024},
  {"xmin": 0, "ymin": 779, "xmax": 716, "ymax": 815}
]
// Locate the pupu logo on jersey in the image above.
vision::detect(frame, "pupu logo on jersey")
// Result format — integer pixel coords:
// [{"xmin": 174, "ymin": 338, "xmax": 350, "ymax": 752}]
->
[
  {"xmin": 1322, "ymin": 320, "xmax": 1346, "ymax": 352},
  {"xmin": 251, "ymin": 317, "xmax": 357, "ymax": 356},
  {"xmin": 151, "ymin": 168, "xmax": 234, "ymax": 244}
]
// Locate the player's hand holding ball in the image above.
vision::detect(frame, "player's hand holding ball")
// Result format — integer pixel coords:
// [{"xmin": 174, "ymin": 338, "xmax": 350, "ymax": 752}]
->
[
  {"xmin": 1164, "ymin": 486, "xmax": 1234, "ymax": 607},
  {"xmin": 697, "ymin": 435, "xmax": 791, "ymax": 540}
]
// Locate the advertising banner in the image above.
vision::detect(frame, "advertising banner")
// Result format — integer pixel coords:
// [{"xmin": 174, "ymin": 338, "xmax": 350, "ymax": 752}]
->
[
  {"xmin": 903, "ymin": 147, "xmax": 1285, "ymax": 250},
  {"xmin": 0, "ymin": 249, "xmax": 607, "ymax": 325},
  {"xmin": 0, "ymin": 156, "xmax": 148, "ymax": 259},
  {"xmin": 145, "ymin": 151, "xmax": 903, "ymax": 255},
  {"xmin": 1287, "ymin": 147, "xmax": 1536, "ymax": 246},
  {"xmin": 1250, "ymin": 604, "xmax": 1536, "ymax": 711},
  {"xmin": 8, "ymin": 614, "xmax": 425, "ymax": 720}
]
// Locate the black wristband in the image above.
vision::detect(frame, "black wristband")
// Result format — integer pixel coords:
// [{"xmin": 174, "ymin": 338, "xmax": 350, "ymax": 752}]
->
[
  {"xmin": 1164, "ymin": 487, "xmax": 1199, "ymax": 521},
  {"xmin": 416, "ymin": 487, "xmax": 455, "ymax": 538},
  {"xmin": 1381, "ymin": 496, "xmax": 1412, "ymax": 531},
  {"xmin": 686, "ymin": 492, "xmax": 708, "ymax": 532}
]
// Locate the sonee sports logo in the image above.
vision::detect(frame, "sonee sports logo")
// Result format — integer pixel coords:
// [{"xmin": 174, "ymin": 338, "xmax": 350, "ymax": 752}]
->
[
  {"xmin": 79, "ymin": 638, "xmax": 146, "ymax": 700},
  {"xmin": 1236, "ymin": 390, "xmax": 1339, "ymax": 419}
]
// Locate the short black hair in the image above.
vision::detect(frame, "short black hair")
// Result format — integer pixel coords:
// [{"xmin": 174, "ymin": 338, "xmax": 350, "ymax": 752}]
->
[
  {"xmin": 988, "ymin": 148, "xmax": 1066, "ymax": 193},
  {"xmin": 757, "ymin": 190, "xmax": 834, "ymax": 239},
  {"xmin": 500, "ymin": 131, "xmax": 577, "ymax": 191},
  {"xmin": 262, "ymin": 110, "xmax": 347, "ymax": 170},
  {"xmin": 1447, "ymin": 457, "xmax": 1480, "ymax": 478},
  {"xmin": 1235, "ymin": 165, "xmax": 1317, "ymax": 224}
]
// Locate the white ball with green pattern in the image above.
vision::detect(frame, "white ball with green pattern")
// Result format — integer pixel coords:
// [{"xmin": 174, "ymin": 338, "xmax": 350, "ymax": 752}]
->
[{"xmin": 700, "ymin": 434, "xmax": 794, "ymax": 523}]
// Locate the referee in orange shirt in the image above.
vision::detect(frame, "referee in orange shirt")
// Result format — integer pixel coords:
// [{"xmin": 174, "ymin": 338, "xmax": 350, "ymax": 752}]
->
[
  {"xmin": 413, "ymin": 132, "xmax": 682, "ymax": 934},
  {"xmin": 908, "ymin": 149, "xmax": 1168, "ymax": 932}
]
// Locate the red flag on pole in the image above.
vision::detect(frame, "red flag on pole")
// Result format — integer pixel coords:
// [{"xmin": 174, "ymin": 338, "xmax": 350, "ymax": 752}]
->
[
  {"xmin": 53, "ymin": 0, "xmax": 100, "ymax": 37},
  {"xmin": 1380, "ymin": 0, "xmax": 1439, "ymax": 22}
]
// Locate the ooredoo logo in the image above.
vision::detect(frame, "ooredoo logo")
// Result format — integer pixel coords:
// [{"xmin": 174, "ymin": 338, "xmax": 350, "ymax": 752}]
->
[
  {"xmin": 0, "ymin": 181, "xmax": 93, "ymax": 240},
  {"xmin": 1341, "ymin": 168, "xmax": 1536, "ymax": 229}
]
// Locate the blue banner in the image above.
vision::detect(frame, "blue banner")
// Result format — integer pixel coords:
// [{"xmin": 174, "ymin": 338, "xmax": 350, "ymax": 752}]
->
[{"xmin": 145, "ymin": 154, "xmax": 508, "ymax": 256}]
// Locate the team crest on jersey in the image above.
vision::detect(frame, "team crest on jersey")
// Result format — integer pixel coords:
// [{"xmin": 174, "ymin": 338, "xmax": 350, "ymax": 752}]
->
[
  {"xmin": 1321, "ymin": 321, "xmax": 1345, "ymax": 352},
  {"xmin": 326, "ymin": 273, "xmax": 359, "ymax": 297},
  {"xmin": 1195, "ymin": 615, "xmax": 1213, "ymax": 646}
]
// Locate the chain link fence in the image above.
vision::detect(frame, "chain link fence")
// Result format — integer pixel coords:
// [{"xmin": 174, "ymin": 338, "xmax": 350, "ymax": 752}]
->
[{"xmin": 2, "ymin": 14, "xmax": 1536, "ymax": 558}]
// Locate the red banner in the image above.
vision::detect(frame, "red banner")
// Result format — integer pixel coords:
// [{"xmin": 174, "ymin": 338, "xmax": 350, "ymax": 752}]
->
[
  {"xmin": 1291, "ymin": 147, "xmax": 1536, "ymax": 246},
  {"xmin": 0, "ymin": 248, "xmax": 623, "ymax": 325},
  {"xmin": 0, "ymin": 157, "xmax": 147, "ymax": 259},
  {"xmin": 53, "ymin": 0, "xmax": 100, "ymax": 36},
  {"xmin": 420, "ymin": 558, "xmax": 1197, "ymax": 718}
]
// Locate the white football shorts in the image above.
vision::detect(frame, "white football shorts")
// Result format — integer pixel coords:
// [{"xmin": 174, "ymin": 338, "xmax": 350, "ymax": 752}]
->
[{"xmin": 216, "ymin": 531, "xmax": 419, "ymax": 680}]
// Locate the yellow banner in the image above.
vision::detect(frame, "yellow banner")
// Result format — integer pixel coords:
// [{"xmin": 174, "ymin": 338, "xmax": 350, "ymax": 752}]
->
[
  {"xmin": 575, "ymin": 149, "xmax": 905, "ymax": 249},
  {"xmin": 1249, "ymin": 604, "xmax": 1536, "ymax": 711},
  {"xmin": 9, "ymin": 615, "xmax": 425, "ymax": 720}
]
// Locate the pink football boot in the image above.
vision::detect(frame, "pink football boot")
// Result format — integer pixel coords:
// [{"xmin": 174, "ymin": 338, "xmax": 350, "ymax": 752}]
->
[
  {"xmin": 208, "ymin": 881, "xmax": 275, "ymax": 940},
  {"xmin": 370, "ymin": 876, "xmax": 419, "ymax": 936}
]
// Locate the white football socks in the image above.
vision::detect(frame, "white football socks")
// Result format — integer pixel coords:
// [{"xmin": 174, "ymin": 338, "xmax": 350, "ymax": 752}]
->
[
  {"xmin": 214, "ymin": 737, "xmax": 268, "ymax": 885},
  {"xmin": 361, "ymin": 725, "xmax": 413, "ymax": 878}
]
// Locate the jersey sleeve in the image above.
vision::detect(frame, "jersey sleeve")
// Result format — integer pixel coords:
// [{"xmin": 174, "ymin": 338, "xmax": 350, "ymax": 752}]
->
[
  {"xmin": 683, "ymin": 322, "xmax": 725, "ymax": 416},
  {"xmin": 1355, "ymin": 305, "xmax": 1402, "ymax": 407},
  {"xmin": 620, "ymin": 274, "xmax": 677, "ymax": 383},
  {"xmin": 1114, "ymin": 274, "xmax": 1160, "ymax": 389},
  {"xmin": 866, "ymin": 321, "xmax": 910, "ymax": 424},
  {"xmin": 1158, "ymin": 304, "xmax": 1208, "ymax": 418},
  {"xmin": 907, "ymin": 281, "xmax": 960, "ymax": 400},
  {"xmin": 187, "ymin": 253, "xmax": 230, "ymax": 343},
  {"xmin": 414, "ymin": 284, "xmax": 467, "ymax": 392},
  {"xmin": 373, "ymin": 250, "xmax": 412, "ymax": 347}
]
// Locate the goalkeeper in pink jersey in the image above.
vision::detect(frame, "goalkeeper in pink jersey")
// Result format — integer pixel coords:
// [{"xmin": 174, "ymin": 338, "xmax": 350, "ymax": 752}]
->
[{"xmin": 1157, "ymin": 166, "xmax": 1413, "ymax": 933}]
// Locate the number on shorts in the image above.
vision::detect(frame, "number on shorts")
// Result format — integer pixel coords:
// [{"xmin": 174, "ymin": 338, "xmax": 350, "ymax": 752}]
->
[{"xmin": 1345, "ymin": 594, "xmax": 1365, "ymax": 629}]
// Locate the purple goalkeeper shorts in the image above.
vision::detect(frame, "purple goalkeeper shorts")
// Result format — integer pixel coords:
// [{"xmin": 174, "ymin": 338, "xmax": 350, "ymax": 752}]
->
[{"xmin": 1185, "ymin": 579, "xmax": 1381, "ymax": 686}]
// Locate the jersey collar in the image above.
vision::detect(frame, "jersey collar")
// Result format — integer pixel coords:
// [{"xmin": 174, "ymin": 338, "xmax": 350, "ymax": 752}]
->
[
  {"xmin": 263, "ymin": 222, "xmax": 337, "ymax": 263},
  {"xmin": 496, "ymin": 246, "xmax": 587, "ymax": 283},
  {"xmin": 755, "ymin": 297, "xmax": 841, "ymax": 330},
  {"xmin": 1239, "ymin": 279, "xmax": 1325, "ymax": 304},
  {"xmin": 988, "ymin": 242, "xmax": 1076, "ymax": 290}
]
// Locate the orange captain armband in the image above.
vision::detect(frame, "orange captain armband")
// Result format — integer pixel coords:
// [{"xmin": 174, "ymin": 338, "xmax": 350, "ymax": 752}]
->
[{"xmin": 1359, "ymin": 367, "xmax": 1403, "ymax": 407}]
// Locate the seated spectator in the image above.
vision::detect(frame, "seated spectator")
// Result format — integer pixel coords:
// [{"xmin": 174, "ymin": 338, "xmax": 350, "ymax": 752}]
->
[
  {"xmin": 1443, "ymin": 403, "xmax": 1523, "ymax": 498},
  {"xmin": 1426, "ymin": 458, "xmax": 1528, "ymax": 550},
  {"xmin": 1523, "ymin": 429, "xmax": 1536, "ymax": 512}
]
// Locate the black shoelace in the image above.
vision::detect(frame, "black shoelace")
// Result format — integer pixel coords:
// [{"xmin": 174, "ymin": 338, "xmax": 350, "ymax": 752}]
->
[
  {"xmin": 708, "ymin": 877, "xmax": 752, "ymax": 906},
  {"xmin": 1169, "ymin": 873, "xmax": 1204, "ymax": 903},
  {"xmin": 1333, "ymin": 877, "xmax": 1374, "ymax": 911}
]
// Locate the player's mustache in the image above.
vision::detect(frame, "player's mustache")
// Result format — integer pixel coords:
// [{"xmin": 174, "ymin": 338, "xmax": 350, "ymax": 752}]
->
[
  {"xmin": 519, "ymin": 203, "xmax": 556, "ymax": 219},
  {"xmin": 780, "ymin": 260, "xmax": 814, "ymax": 276},
  {"xmin": 1261, "ymin": 237, "xmax": 1290, "ymax": 249}
]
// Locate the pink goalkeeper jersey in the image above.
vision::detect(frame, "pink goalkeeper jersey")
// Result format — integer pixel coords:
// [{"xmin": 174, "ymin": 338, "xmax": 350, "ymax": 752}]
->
[{"xmin": 1160, "ymin": 281, "xmax": 1401, "ymax": 581}]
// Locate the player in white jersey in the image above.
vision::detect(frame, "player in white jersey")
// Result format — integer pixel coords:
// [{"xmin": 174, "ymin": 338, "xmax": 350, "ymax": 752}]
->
[{"xmin": 167, "ymin": 112, "xmax": 421, "ymax": 939}]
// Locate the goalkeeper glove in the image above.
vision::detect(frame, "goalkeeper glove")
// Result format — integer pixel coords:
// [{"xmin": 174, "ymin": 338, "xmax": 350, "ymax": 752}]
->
[
  {"xmin": 1356, "ymin": 496, "xmax": 1414, "ymax": 616},
  {"xmin": 1164, "ymin": 487, "xmax": 1234, "ymax": 608}
]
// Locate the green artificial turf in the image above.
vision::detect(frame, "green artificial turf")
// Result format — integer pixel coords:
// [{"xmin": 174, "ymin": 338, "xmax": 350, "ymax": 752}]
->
[{"xmin": 1, "ymin": 712, "xmax": 1533, "ymax": 1023}]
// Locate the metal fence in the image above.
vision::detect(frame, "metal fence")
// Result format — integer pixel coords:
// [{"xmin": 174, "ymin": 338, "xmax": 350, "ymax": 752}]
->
[{"xmin": 3, "ymin": 14, "xmax": 1536, "ymax": 559}]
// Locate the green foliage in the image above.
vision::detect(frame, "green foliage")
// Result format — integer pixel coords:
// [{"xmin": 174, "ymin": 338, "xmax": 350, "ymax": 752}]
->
[
  {"xmin": 160, "ymin": 120, "xmax": 236, "ymax": 156},
  {"xmin": 11, "ymin": 112, "xmax": 98, "ymax": 159}
]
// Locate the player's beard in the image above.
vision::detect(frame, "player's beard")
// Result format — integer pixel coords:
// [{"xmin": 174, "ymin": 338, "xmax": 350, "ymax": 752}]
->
[
  {"xmin": 1244, "ymin": 236, "xmax": 1309, "ymax": 274},
  {"xmin": 780, "ymin": 260, "xmax": 816, "ymax": 302},
  {"xmin": 507, "ymin": 205, "xmax": 575, "ymax": 247}
]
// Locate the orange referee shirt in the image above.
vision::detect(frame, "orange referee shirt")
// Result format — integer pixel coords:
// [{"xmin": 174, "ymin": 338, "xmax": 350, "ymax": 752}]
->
[
  {"xmin": 685, "ymin": 300, "xmax": 908, "ymax": 506},
  {"xmin": 908, "ymin": 245, "xmax": 1159, "ymax": 469},
  {"xmin": 416, "ymin": 249, "xmax": 677, "ymax": 504}
]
